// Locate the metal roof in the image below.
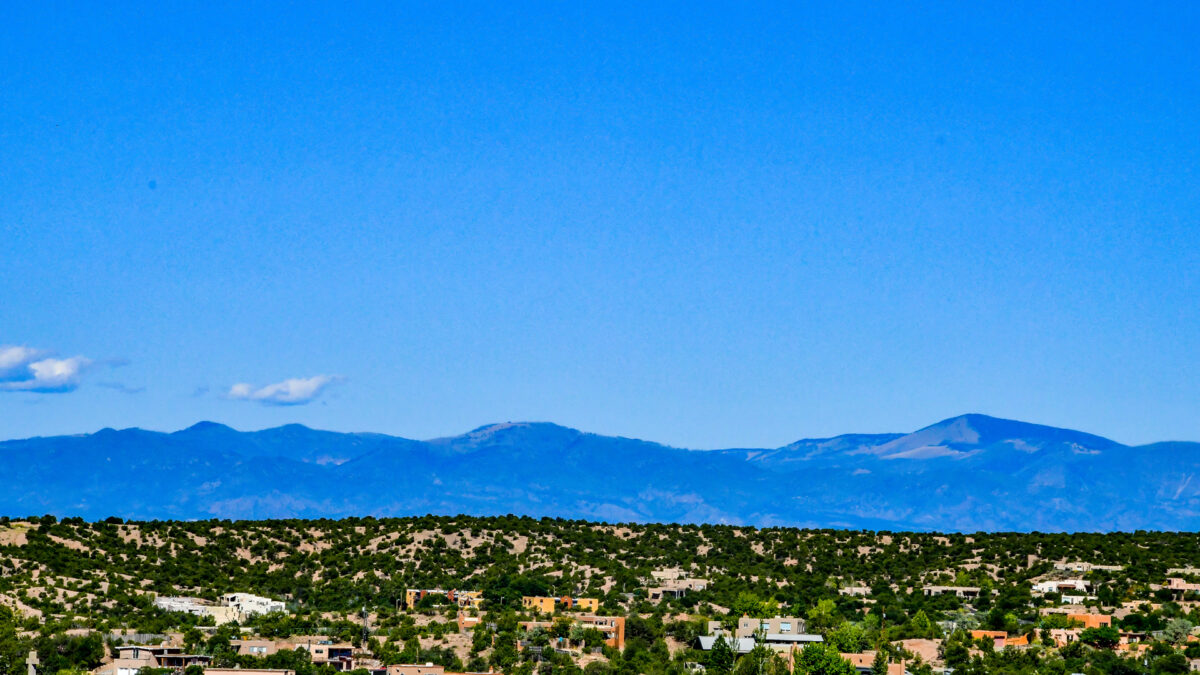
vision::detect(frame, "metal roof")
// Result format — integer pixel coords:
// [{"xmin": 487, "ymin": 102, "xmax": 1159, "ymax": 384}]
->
[{"xmin": 697, "ymin": 637, "xmax": 756, "ymax": 654}]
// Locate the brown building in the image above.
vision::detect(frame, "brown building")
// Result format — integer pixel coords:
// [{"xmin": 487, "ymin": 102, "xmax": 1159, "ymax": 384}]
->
[
  {"xmin": 206, "ymin": 670, "xmax": 295, "ymax": 675},
  {"xmin": 923, "ymin": 585, "xmax": 982, "ymax": 598},
  {"xmin": 295, "ymin": 641, "xmax": 355, "ymax": 671},
  {"xmin": 384, "ymin": 666, "xmax": 495, "ymax": 675},
  {"xmin": 648, "ymin": 578, "xmax": 710, "ymax": 601},
  {"xmin": 520, "ymin": 615, "xmax": 626, "ymax": 649},
  {"xmin": 406, "ymin": 589, "xmax": 483, "ymax": 609},
  {"xmin": 93, "ymin": 646, "xmax": 211, "ymax": 675},
  {"xmin": 387, "ymin": 665, "xmax": 449, "ymax": 675},
  {"xmin": 232, "ymin": 639, "xmax": 279, "ymax": 657},
  {"xmin": 735, "ymin": 616, "xmax": 807, "ymax": 638}
]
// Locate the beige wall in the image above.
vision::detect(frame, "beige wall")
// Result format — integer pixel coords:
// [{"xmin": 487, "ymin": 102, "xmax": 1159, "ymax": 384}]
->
[
  {"xmin": 206, "ymin": 670, "xmax": 295, "ymax": 675},
  {"xmin": 736, "ymin": 616, "xmax": 806, "ymax": 638},
  {"xmin": 233, "ymin": 639, "xmax": 279, "ymax": 656},
  {"xmin": 206, "ymin": 606, "xmax": 241, "ymax": 624},
  {"xmin": 388, "ymin": 665, "xmax": 447, "ymax": 675}
]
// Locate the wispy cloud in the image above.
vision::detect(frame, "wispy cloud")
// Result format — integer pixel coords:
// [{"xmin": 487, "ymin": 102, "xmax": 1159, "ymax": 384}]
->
[
  {"xmin": 226, "ymin": 375, "xmax": 344, "ymax": 406},
  {"xmin": 0, "ymin": 345, "xmax": 93, "ymax": 393},
  {"xmin": 97, "ymin": 381, "xmax": 146, "ymax": 395}
]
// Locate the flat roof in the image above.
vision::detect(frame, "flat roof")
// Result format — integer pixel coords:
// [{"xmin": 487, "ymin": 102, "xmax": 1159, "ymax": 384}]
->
[
  {"xmin": 697, "ymin": 637, "xmax": 756, "ymax": 654},
  {"xmin": 764, "ymin": 634, "xmax": 824, "ymax": 643}
]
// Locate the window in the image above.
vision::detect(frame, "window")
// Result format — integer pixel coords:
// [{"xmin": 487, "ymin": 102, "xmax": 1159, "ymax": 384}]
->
[{"xmin": 780, "ymin": 622, "xmax": 792, "ymax": 633}]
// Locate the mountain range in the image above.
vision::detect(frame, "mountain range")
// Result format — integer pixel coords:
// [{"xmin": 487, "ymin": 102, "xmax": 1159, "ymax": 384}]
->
[{"xmin": 2, "ymin": 414, "xmax": 1197, "ymax": 532}]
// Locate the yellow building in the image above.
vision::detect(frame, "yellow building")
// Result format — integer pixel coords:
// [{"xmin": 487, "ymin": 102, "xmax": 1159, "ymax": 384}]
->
[
  {"xmin": 522, "ymin": 596, "xmax": 600, "ymax": 613},
  {"xmin": 573, "ymin": 598, "xmax": 599, "ymax": 612},
  {"xmin": 457, "ymin": 590, "xmax": 484, "ymax": 608},
  {"xmin": 522, "ymin": 596, "xmax": 557, "ymax": 614}
]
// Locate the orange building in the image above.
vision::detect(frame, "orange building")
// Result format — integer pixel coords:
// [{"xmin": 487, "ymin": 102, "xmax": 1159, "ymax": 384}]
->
[
  {"xmin": 841, "ymin": 653, "xmax": 906, "ymax": 675},
  {"xmin": 971, "ymin": 630, "xmax": 1008, "ymax": 649},
  {"xmin": 1068, "ymin": 614, "xmax": 1112, "ymax": 629},
  {"xmin": 1118, "ymin": 643, "xmax": 1153, "ymax": 654},
  {"xmin": 580, "ymin": 615, "xmax": 625, "ymax": 649},
  {"xmin": 457, "ymin": 611, "xmax": 482, "ymax": 632}
]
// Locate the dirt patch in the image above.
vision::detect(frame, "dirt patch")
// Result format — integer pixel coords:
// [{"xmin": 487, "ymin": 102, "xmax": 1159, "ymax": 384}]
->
[
  {"xmin": 0, "ymin": 523, "xmax": 31, "ymax": 546},
  {"xmin": 50, "ymin": 535, "xmax": 90, "ymax": 552}
]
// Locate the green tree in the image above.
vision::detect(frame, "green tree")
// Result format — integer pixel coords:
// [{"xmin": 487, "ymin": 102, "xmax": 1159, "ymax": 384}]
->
[
  {"xmin": 1162, "ymin": 618, "xmax": 1193, "ymax": 645},
  {"xmin": 909, "ymin": 610, "xmax": 936, "ymax": 639},
  {"xmin": 709, "ymin": 636, "xmax": 735, "ymax": 675},
  {"xmin": 1152, "ymin": 653, "xmax": 1190, "ymax": 675},
  {"xmin": 734, "ymin": 645, "xmax": 774, "ymax": 675},
  {"xmin": 871, "ymin": 650, "xmax": 888, "ymax": 675},
  {"xmin": 827, "ymin": 622, "xmax": 869, "ymax": 653},
  {"xmin": 807, "ymin": 599, "xmax": 838, "ymax": 633},
  {"xmin": 794, "ymin": 643, "xmax": 855, "ymax": 675},
  {"xmin": 0, "ymin": 608, "xmax": 26, "ymax": 675},
  {"xmin": 1079, "ymin": 626, "xmax": 1120, "ymax": 649},
  {"xmin": 942, "ymin": 636, "xmax": 970, "ymax": 672}
]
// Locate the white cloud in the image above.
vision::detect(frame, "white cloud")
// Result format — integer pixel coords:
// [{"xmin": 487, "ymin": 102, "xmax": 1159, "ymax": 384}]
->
[
  {"xmin": 0, "ymin": 346, "xmax": 41, "ymax": 375},
  {"xmin": 0, "ymin": 345, "xmax": 93, "ymax": 393},
  {"xmin": 226, "ymin": 375, "xmax": 343, "ymax": 406}
]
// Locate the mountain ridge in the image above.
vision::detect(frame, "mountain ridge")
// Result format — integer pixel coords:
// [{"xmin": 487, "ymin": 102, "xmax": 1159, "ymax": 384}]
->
[{"xmin": 2, "ymin": 413, "xmax": 1197, "ymax": 531}]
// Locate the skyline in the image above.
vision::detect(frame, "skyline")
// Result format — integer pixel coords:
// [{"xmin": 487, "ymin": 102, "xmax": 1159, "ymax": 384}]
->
[
  {"xmin": 3, "ymin": 2, "xmax": 1199, "ymax": 449},
  {"xmin": 4, "ymin": 411, "xmax": 1196, "ymax": 530},
  {"xmin": 3, "ymin": 406, "xmax": 1200, "ymax": 449}
]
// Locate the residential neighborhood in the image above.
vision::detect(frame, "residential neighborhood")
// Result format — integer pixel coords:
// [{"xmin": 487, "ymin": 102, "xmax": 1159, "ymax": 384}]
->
[{"xmin": 2, "ymin": 517, "xmax": 1200, "ymax": 675}]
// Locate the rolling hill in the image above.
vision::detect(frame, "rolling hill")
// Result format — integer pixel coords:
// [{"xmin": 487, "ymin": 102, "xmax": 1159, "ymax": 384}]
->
[{"xmin": 2, "ymin": 414, "xmax": 1197, "ymax": 531}]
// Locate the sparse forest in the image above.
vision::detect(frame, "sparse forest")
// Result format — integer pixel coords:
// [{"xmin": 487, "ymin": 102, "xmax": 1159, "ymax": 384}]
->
[{"xmin": 2, "ymin": 515, "xmax": 1198, "ymax": 675}]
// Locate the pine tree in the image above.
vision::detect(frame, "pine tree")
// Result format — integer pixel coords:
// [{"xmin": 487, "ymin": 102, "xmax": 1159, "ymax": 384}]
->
[
  {"xmin": 710, "ymin": 635, "xmax": 735, "ymax": 675},
  {"xmin": 871, "ymin": 649, "xmax": 888, "ymax": 675}
]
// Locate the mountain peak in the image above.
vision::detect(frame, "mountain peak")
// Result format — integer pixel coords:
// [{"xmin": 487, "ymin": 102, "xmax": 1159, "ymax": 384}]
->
[
  {"xmin": 928, "ymin": 412, "xmax": 1002, "ymax": 425},
  {"xmin": 920, "ymin": 413, "xmax": 1040, "ymax": 433},
  {"xmin": 175, "ymin": 421, "xmax": 237, "ymax": 435},
  {"xmin": 874, "ymin": 413, "xmax": 1123, "ymax": 460},
  {"xmin": 425, "ymin": 421, "xmax": 582, "ymax": 453},
  {"xmin": 465, "ymin": 421, "xmax": 569, "ymax": 433},
  {"xmin": 259, "ymin": 423, "xmax": 315, "ymax": 434}
]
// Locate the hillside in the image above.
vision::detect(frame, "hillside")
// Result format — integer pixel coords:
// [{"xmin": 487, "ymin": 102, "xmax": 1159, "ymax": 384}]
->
[
  {"xmin": 1, "ymin": 515, "xmax": 1195, "ymax": 625},
  {"xmin": 2, "ymin": 414, "xmax": 1199, "ymax": 531},
  {"xmin": 1, "ymin": 516, "xmax": 1199, "ymax": 675}
]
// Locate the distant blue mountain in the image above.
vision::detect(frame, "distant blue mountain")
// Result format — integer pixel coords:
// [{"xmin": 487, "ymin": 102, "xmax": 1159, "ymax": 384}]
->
[{"xmin": 2, "ymin": 414, "xmax": 1198, "ymax": 531}]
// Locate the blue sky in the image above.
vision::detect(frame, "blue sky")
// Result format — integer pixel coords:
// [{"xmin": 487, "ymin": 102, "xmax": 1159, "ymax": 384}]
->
[{"xmin": 1, "ymin": 2, "xmax": 1198, "ymax": 448}]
